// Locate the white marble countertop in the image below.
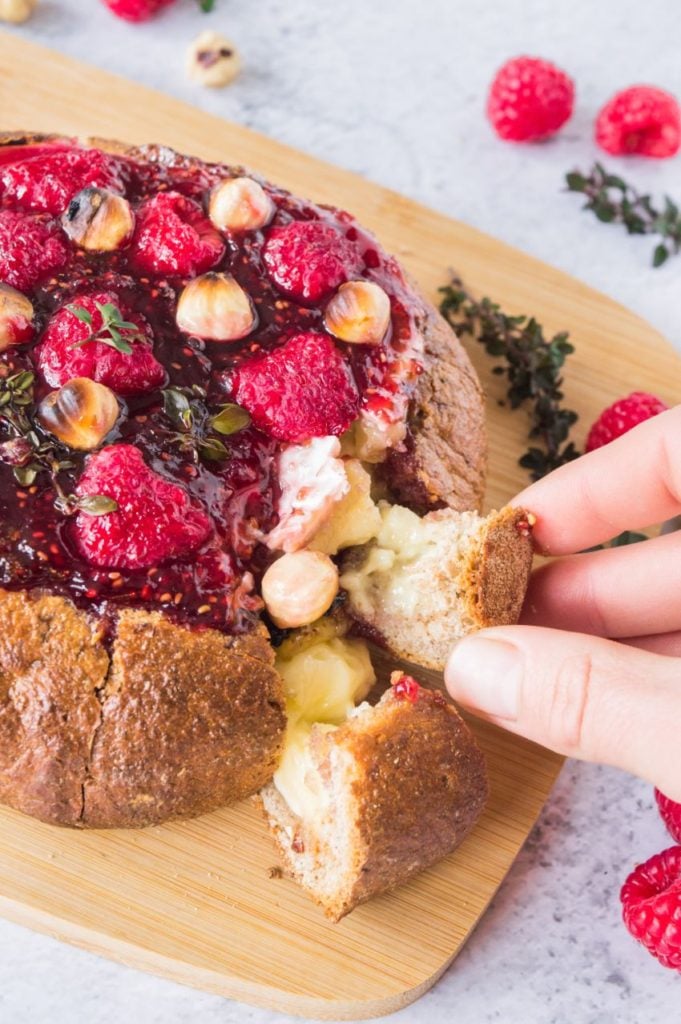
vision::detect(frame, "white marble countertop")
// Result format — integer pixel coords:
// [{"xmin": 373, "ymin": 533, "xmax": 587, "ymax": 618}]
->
[{"xmin": 1, "ymin": 1, "xmax": 680, "ymax": 1022}]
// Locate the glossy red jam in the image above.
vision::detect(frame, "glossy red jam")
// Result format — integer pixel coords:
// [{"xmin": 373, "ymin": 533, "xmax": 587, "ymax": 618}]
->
[{"xmin": 0, "ymin": 140, "xmax": 423, "ymax": 635}]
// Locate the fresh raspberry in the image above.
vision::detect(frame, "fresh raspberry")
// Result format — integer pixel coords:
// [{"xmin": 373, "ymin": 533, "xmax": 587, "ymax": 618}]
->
[
  {"xmin": 585, "ymin": 391, "xmax": 668, "ymax": 452},
  {"xmin": 487, "ymin": 56, "xmax": 575, "ymax": 142},
  {"xmin": 101, "ymin": 0, "xmax": 176, "ymax": 21},
  {"xmin": 263, "ymin": 220, "xmax": 364, "ymax": 304},
  {"xmin": 656, "ymin": 791, "xmax": 681, "ymax": 844},
  {"xmin": 0, "ymin": 210, "xmax": 69, "ymax": 292},
  {"xmin": 35, "ymin": 291, "xmax": 165, "ymax": 396},
  {"xmin": 595, "ymin": 86, "xmax": 681, "ymax": 158},
  {"xmin": 73, "ymin": 444, "xmax": 211, "ymax": 570},
  {"xmin": 0, "ymin": 148, "xmax": 128, "ymax": 215},
  {"xmin": 620, "ymin": 846, "xmax": 681, "ymax": 970},
  {"xmin": 231, "ymin": 331, "xmax": 360, "ymax": 443},
  {"xmin": 131, "ymin": 192, "xmax": 225, "ymax": 277}
]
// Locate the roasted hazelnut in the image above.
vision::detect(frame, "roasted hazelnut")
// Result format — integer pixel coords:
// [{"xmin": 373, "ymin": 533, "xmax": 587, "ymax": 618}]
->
[
  {"xmin": 0, "ymin": 283, "xmax": 34, "ymax": 350},
  {"xmin": 176, "ymin": 272, "xmax": 256, "ymax": 342},
  {"xmin": 62, "ymin": 188, "xmax": 135, "ymax": 253},
  {"xmin": 262, "ymin": 550, "xmax": 339, "ymax": 629},
  {"xmin": 0, "ymin": 0, "xmax": 36, "ymax": 24},
  {"xmin": 186, "ymin": 31, "xmax": 241, "ymax": 88},
  {"xmin": 38, "ymin": 378, "xmax": 119, "ymax": 451},
  {"xmin": 209, "ymin": 177, "xmax": 275, "ymax": 233},
  {"xmin": 324, "ymin": 281, "xmax": 391, "ymax": 345}
]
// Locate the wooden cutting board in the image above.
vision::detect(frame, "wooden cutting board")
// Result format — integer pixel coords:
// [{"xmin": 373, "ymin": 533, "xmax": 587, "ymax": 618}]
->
[{"xmin": 0, "ymin": 32, "xmax": 679, "ymax": 1022}]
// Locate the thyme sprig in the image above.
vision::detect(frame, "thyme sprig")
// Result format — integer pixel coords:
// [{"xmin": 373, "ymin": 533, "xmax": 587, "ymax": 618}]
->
[
  {"xmin": 439, "ymin": 276, "xmax": 580, "ymax": 481},
  {"xmin": 162, "ymin": 386, "xmax": 251, "ymax": 463},
  {"xmin": 566, "ymin": 163, "xmax": 681, "ymax": 268},
  {"xmin": 198, "ymin": 0, "xmax": 215, "ymax": 10},
  {"xmin": 67, "ymin": 301, "xmax": 146, "ymax": 355},
  {"xmin": 0, "ymin": 369, "xmax": 116, "ymax": 515}
]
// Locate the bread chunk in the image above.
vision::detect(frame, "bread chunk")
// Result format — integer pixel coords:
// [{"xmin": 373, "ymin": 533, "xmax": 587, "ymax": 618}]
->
[{"xmin": 341, "ymin": 505, "xmax": 533, "ymax": 670}]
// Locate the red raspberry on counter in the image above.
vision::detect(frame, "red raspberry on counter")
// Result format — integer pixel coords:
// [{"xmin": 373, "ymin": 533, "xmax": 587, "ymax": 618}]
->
[
  {"xmin": 73, "ymin": 444, "xmax": 211, "ymax": 570},
  {"xmin": 35, "ymin": 292, "xmax": 166, "ymax": 396},
  {"xmin": 102, "ymin": 0, "xmax": 176, "ymax": 21},
  {"xmin": 486, "ymin": 56, "xmax": 575, "ymax": 142},
  {"xmin": 585, "ymin": 391, "xmax": 668, "ymax": 452},
  {"xmin": 656, "ymin": 790, "xmax": 681, "ymax": 844},
  {"xmin": 263, "ymin": 220, "xmax": 364, "ymax": 304},
  {"xmin": 0, "ymin": 148, "xmax": 127, "ymax": 216},
  {"xmin": 595, "ymin": 86, "xmax": 681, "ymax": 158},
  {"xmin": 621, "ymin": 846, "xmax": 681, "ymax": 970},
  {"xmin": 0, "ymin": 210, "xmax": 69, "ymax": 292},
  {"xmin": 232, "ymin": 331, "xmax": 360, "ymax": 443},
  {"xmin": 131, "ymin": 192, "xmax": 225, "ymax": 277}
]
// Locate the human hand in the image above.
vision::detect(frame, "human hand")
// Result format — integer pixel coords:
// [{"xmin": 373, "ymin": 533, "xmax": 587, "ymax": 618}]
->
[{"xmin": 445, "ymin": 405, "xmax": 681, "ymax": 800}]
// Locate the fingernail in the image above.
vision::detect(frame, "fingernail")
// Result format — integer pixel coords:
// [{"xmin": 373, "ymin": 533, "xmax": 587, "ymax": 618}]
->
[{"xmin": 445, "ymin": 636, "xmax": 522, "ymax": 720}]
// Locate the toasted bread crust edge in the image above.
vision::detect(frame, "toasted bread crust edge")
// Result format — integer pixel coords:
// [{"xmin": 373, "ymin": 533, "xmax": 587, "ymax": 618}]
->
[
  {"xmin": 0, "ymin": 590, "xmax": 286, "ymax": 828},
  {"xmin": 260, "ymin": 689, "xmax": 488, "ymax": 921}
]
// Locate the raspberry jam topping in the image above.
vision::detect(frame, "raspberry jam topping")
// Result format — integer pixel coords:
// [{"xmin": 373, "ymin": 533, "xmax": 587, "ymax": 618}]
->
[{"xmin": 0, "ymin": 140, "xmax": 424, "ymax": 635}]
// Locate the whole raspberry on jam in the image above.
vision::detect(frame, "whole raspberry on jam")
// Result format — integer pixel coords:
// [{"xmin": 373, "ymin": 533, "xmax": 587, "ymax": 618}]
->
[
  {"xmin": 0, "ymin": 210, "xmax": 69, "ymax": 292},
  {"xmin": 232, "ymin": 331, "xmax": 360, "ymax": 443},
  {"xmin": 73, "ymin": 444, "xmax": 211, "ymax": 570},
  {"xmin": 35, "ymin": 292, "xmax": 166, "ymax": 396},
  {"xmin": 102, "ymin": 0, "xmax": 176, "ymax": 21},
  {"xmin": 656, "ymin": 790, "xmax": 681, "ymax": 844},
  {"xmin": 585, "ymin": 391, "xmax": 668, "ymax": 452},
  {"xmin": 131, "ymin": 192, "xmax": 225, "ymax": 277},
  {"xmin": 263, "ymin": 220, "xmax": 364, "ymax": 304},
  {"xmin": 621, "ymin": 846, "xmax": 681, "ymax": 970},
  {"xmin": 595, "ymin": 86, "xmax": 681, "ymax": 158},
  {"xmin": 487, "ymin": 56, "xmax": 575, "ymax": 142},
  {"xmin": 0, "ymin": 147, "xmax": 128, "ymax": 216}
]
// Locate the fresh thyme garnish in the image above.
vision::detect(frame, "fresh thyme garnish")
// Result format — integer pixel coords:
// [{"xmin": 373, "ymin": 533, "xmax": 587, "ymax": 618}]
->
[
  {"xmin": 439, "ymin": 276, "xmax": 580, "ymax": 481},
  {"xmin": 67, "ymin": 301, "xmax": 146, "ymax": 355},
  {"xmin": 0, "ymin": 368, "xmax": 116, "ymax": 515},
  {"xmin": 566, "ymin": 163, "xmax": 681, "ymax": 267},
  {"xmin": 198, "ymin": 0, "xmax": 215, "ymax": 10},
  {"xmin": 162, "ymin": 386, "xmax": 250, "ymax": 463}
]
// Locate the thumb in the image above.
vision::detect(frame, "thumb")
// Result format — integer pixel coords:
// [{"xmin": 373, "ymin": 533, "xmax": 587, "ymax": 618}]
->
[{"xmin": 445, "ymin": 626, "xmax": 681, "ymax": 801}]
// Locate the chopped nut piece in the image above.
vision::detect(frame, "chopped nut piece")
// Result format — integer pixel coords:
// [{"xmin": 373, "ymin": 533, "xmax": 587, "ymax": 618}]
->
[
  {"xmin": 0, "ymin": 0, "xmax": 36, "ymax": 24},
  {"xmin": 187, "ymin": 30, "xmax": 241, "ymax": 88}
]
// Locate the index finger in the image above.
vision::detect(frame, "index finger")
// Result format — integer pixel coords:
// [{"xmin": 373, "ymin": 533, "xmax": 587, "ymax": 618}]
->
[{"xmin": 511, "ymin": 404, "xmax": 681, "ymax": 555}]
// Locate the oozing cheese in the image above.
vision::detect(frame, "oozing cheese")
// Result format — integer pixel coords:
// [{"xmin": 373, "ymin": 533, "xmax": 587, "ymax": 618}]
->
[
  {"xmin": 309, "ymin": 459, "xmax": 382, "ymax": 556},
  {"xmin": 273, "ymin": 634, "xmax": 376, "ymax": 819}
]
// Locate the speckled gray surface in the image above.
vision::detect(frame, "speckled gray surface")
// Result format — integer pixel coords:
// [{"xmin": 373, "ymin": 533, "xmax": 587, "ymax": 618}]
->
[{"xmin": 0, "ymin": 1, "xmax": 680, "ymax": 1022}]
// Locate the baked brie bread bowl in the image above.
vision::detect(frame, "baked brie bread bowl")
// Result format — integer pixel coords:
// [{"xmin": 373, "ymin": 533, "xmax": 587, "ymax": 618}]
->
[{"xmin": 0, "ymin": 133, "xmax": 533, "ymax": 917}]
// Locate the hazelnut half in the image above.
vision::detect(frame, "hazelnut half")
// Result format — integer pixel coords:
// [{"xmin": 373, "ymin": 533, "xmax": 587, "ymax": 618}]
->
[
  {"xmin": 262, "ymin": 550, "xmax": 339, "ymax": 629},
  {"xmin": 0, "ymin": 0, "xmax": 36, "ymax": 24},
  {"xmin": 62, "ymin": 188, "xmax": 135, "ymax": 253},
  {"xmin": 176, "ymin": 272, "xmax": 256, "ymax": 342},
  {"xmin": 324, "ymin": 281, "xmax": 391, "ymax": 345},
  {"xmin": 38, "ymin": 378, "xmax": 119, "ymax": 451},
  {"xmin": 0, "ymin": 283, "xmax": 34, "ymax": 351},
  {"xmin": 209, "ymin": 177, "xmax": 275, "ymax": 234},
  {"xmin": 187, "ymin": 31, "xmax": 241, "ymax": 88}
]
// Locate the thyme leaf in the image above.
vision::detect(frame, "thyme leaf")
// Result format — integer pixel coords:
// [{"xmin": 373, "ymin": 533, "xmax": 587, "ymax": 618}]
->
[
  {"xmin": 160, "ymin": 387, "xmax": 248, "ymax": 464},
  {"xmin": 67, "ymin": 301, "xmax": 146, "ymax": 355},
  {"xmin": 439, "ymin": 276, "xmax": 580, "ymax": 481},
  {"xmin": 565, "ymin": 163, "xmax": 681, "ymax": 267}
]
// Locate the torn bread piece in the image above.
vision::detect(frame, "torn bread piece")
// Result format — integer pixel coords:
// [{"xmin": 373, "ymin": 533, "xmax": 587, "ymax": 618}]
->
[
  {"xmin": 261, "ymin": 670, "xmax": 488, "ymax": 921},
  {"xmin": 340, "ymin": 504, "xmax": 534, "ymax": 671}
]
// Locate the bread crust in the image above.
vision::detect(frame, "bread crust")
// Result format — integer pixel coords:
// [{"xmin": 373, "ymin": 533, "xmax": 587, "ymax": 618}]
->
[
  {"xmin": 261, "ymin": 688, "xmax": 488, "ymax": 921},
  {"xmin": 383, "ymin": 300, "xmax": 487, "ymax": 514},
  {"xmin": 0, "ymin": 590, "xmax": 286, "ymax": 828}
]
